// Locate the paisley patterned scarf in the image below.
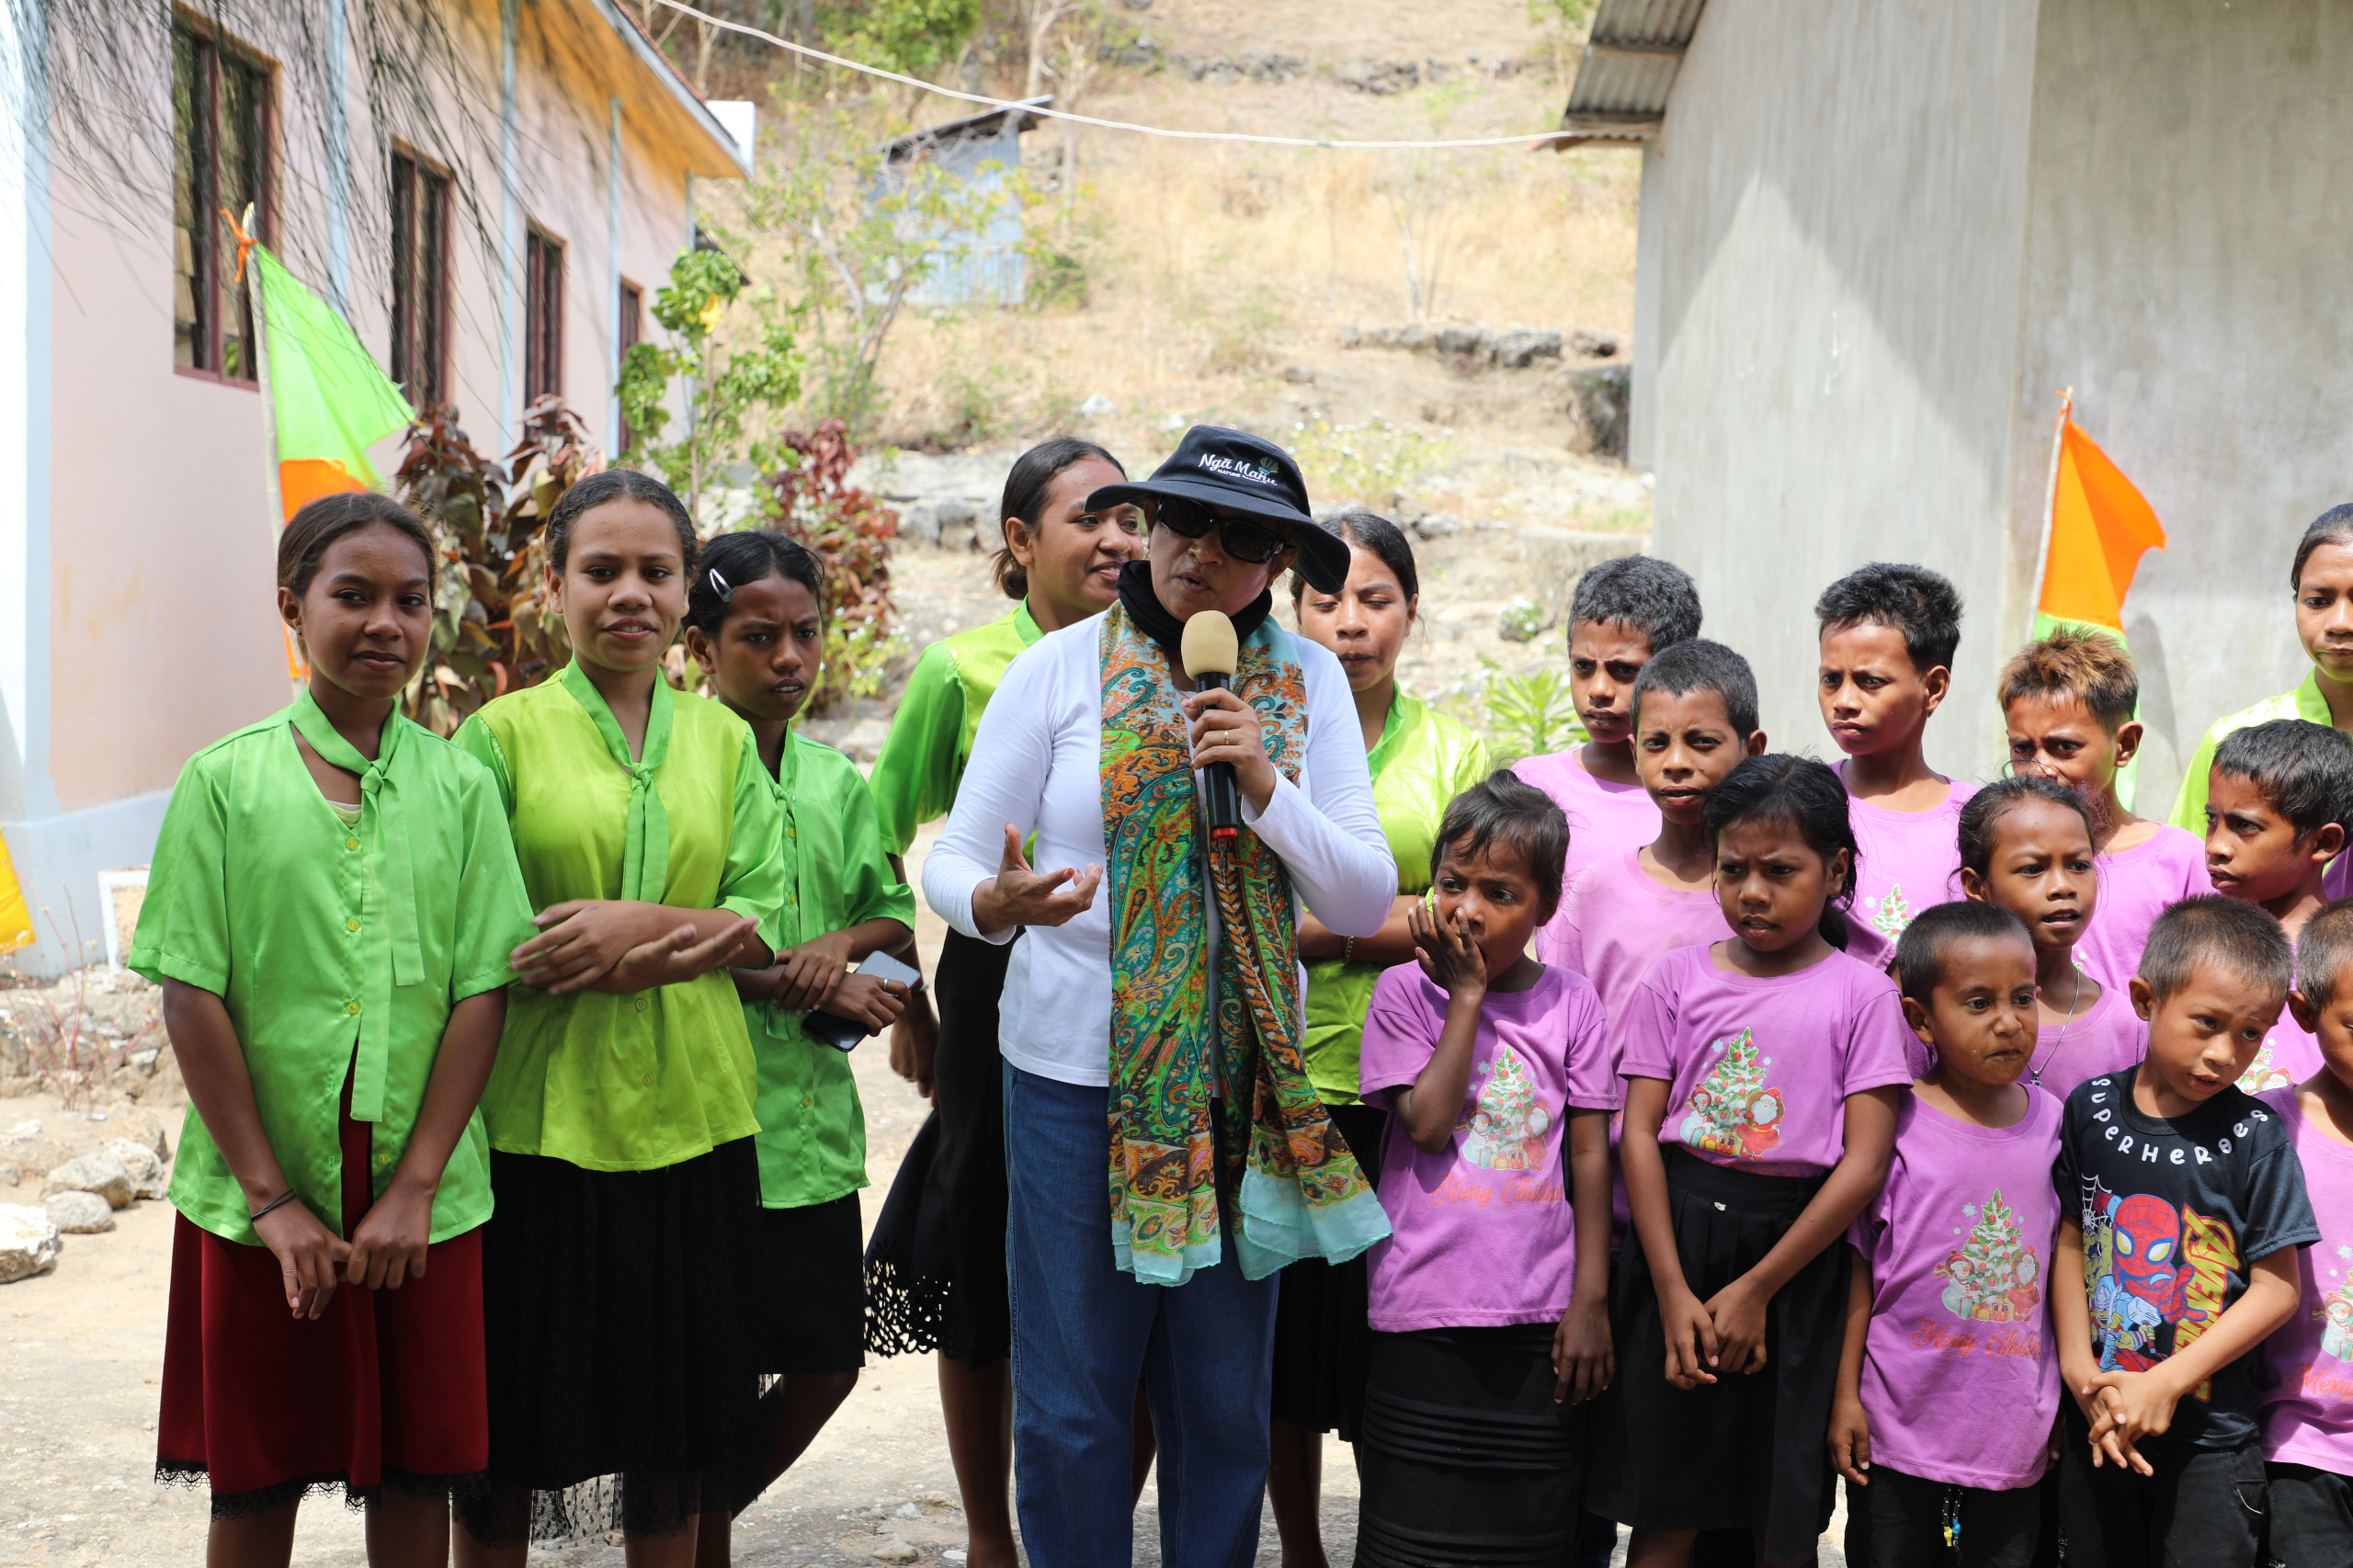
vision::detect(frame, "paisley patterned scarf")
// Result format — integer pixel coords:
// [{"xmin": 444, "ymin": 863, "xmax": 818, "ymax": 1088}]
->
[{"xmin": 1097, "ymin": 599, "xmax": 1391, "ymax": 1284}]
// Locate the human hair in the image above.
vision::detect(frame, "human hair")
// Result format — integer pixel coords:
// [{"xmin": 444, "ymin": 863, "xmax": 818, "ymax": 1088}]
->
[
  {"xmin": 1997, "ymin": 625, "xmax": 2139, "ymax": 733},
  {"xmin": 2211, "ymin": 719, "xmax": 2353, "ymax": 841},
  {"xmin": 2139, "ymin": 894, "xmax": 2292, "ymax": 1009},
  {"xmin": 546, "ymin": 468, "xmax": 699, "ymax": 573},
  {"xmin": 1955, "ymin": 774, "xmax": 2099, "ymax": 881},
  {"xmin": 1567, "ymin": 555, "xmax": 1701, "ymax": 652},
  {"xmin": 2290, "ymin": 502, "xmax": 2353, "ymax": 593},
  {"xmin": 682, "ymin": 528, "xmax": 825, "ymax": 637},
  {"xmin": 1627, "ymin": 638, "xmax": 1758, "ymax": 739},
  {"xmin": 1291, "ymin": 511, "xmax": 1418, "ymax": 603},
  {"xmin": 1896, "ymin": 900, "xmax": 2031, "ymax": 1006},
  {"xmin": 992, "ymin": 437, "xmax": 1125, "ymax": 599},
  {"xmin": 1429, "ymin": 769, "xmax": 1572, "ymax": 926},
  {"xmin": 278, "ymin": 491, "xmax": 434, "ymax": 597},
  {"xmin": 1813, "ymin": 562, "xmax": 1963, "ymax": 675},
  {"xmin": 2297, "ymin": 897, "xmax": 2353, "ymax": 1009},
  {"xmin": 1703, "ymin": 755, "xmax": 1860, "ymax": 949}
]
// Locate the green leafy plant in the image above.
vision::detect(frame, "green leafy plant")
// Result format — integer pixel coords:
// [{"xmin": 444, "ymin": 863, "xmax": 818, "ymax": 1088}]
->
[
  {"xmin": 616, "ymin": 245, "xmax": 805, "ymax": 521},
  {"xmin": 1290, "ymin": 415, "xmax": 1456, "ymax": 513},
  {"xmin": 1483, "ymin": 667, "xmax": 1586, "ymax": 767},
  {"xmin": 760, "ymin": 416, "xmax": 904, "ymax": 716}
]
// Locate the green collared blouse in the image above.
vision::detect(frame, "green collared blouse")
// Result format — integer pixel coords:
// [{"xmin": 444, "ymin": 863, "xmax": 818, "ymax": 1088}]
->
[
  {"xmin": 454, "ymin": 664, "xmax": 787, "ymax": 1173},
  {"xmin": 868, "ymin": 602, "xmax": 1040, "ymax": 853},
  {"xmin": 129, "ymin": 691, "xmax": 535, "ymax": 1244},
  {"xmin": 745, "ymin": 730, "xmax": 916, "ymax": 1210},
  {"xmin": 1299, "ymin": 688, "xmax": 1491, "ymax": 1106},
  {"xmin": 2166, "ymin": 669, "xmax": 2336, "ymax": 833}
]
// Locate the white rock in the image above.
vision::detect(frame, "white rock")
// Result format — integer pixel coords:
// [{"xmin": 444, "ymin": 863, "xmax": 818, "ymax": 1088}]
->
[
  {"xmin": 0, "ymin": 1203, "xmax": 61, "ymax": 1282},
  {"xmin": 894, "ymin": 1501, "xmax": 920, "ymax": 1517},
  {"xmin": 45, "ymin": 1190, "xmax": 114, "ymax": 1233},
  {"xmin": 7, "ymin": 1119, "xmax": 39, "ymax": 1139},
  {"xmin": 44, "ymin": 1152, "xmax": 134, "ymax": 1209},
  {"xmin": 872, "ymin": 1541, "xmax": 919, "ymax": 1564},
  {"xmin": 102, "ymin": 1139, "xmax": 167, "ymax": 1200}
]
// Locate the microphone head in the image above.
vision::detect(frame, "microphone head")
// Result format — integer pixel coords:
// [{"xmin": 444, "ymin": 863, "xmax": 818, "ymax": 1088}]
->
[{"xmin": 1180, "ymin": 609, "xmax": 1239, "ymax": 680}]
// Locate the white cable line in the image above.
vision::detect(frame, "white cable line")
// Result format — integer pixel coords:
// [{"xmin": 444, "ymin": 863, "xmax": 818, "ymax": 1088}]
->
[{"xmin": 644, "ymin": 0, "xmax": 1570, "ymax": 151}]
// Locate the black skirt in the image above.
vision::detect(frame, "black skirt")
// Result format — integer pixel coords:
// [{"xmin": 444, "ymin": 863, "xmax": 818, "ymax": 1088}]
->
[
  {"xmin": 1353, "ymin": 1324, "xmax": 1584, "ymax": 1567},
  {"xmin": 458, "ymin": 1138, "xmax": 768, "ymax": 1545},
  {"xmin": 1586, "ymin": 1147, "xmax": 1848, "ymax": 1564},
  {"xmin": 755, "ymin": 1192, "xmax": 866, "ymax": 1375},
  {"xmin": 863, "ymin": 926, "xmax": 1016, "ymax": 1367},
  {"xmin": 1271, "ymin": 1101, "xmax": 1389, "ymax": 1439}
]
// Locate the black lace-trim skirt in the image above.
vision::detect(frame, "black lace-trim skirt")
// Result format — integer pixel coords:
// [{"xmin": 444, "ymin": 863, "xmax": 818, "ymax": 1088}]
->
[
  {"xmin": 455, "ymin": 1138, "xmax": 768, "ymax": 1546},
  {"xmin": 864, "ymin": 926, "xmax": 1016, "ymax": 1368}
]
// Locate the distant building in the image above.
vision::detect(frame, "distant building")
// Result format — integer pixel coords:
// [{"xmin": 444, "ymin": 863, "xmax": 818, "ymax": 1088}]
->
[
  {"xmin": 874, "ymin": 97, "xmax": 1049, "ymax": 308},
  {"xmin": 0, "ymin": 0, "xmax": 749, "ymax": 971},
  {"xmin": 1557, "ymin": 0, "xmax": 2353, "ymax": 803}
]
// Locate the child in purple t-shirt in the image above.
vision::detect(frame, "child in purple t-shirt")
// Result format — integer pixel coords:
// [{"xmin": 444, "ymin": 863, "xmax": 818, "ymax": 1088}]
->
[
  {"xmin": 1517, "ymin": 557, "xmax": 1702, "ymax": 960},
  {"xmin": 1832, "ymin": 902, "xmax": 2062, "ymax": 1568},
  {"xmin": 1957, "ymin": 776, "xmax": 2146, "ymax": 1100},
  {"xmin": 1353, "ymin": 774, "xmax": 1616, "ymax": 1564},
  {"xmin": 1590, "ymin": 756, "xmax": 1915, "ymax": 1567},
  {"xmin": 2259, "ymin": 898, "xmax": 2353, "ymax": 1565},
  {"xmin": 1815, "ymin": 563, "xmax": 1976, "ymax": 970},
  {"xmin": 1998, "ymin": 627, "xmax": 2209, "ymax": 991},
  {"xmin": 2200, "ymin": 720, "xmax": 2353, "ymax": 1092}
]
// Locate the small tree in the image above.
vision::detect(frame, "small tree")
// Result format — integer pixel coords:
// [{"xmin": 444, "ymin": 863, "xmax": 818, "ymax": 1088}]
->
[{"xmin": 761, "ymin": 417, "xmax": 904, "ymax": 716}]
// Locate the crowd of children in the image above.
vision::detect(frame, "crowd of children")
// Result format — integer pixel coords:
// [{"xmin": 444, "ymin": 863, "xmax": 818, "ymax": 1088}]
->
[{"xmin": 129, "ymin": 451, "xmax": 2353, "ymax": 1568}]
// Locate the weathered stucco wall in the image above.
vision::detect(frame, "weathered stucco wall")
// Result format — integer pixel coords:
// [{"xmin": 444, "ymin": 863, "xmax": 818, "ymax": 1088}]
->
[
  {"xmin": 2008, "ymin": 0, "xmax": 2353, "ymax": 815},
  {"xmin": 1635, "ymin": 0, "xmax": 2041, "ymax": 782}
]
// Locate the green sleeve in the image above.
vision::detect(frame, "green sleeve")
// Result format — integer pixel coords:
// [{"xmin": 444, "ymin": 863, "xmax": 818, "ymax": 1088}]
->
[
  {"xmin": 451, "ymin": 715, "xmax": 516, "ymax": 816},
  {"xmin": 840, "ymin": 767, "xmax": 917, "ymax": 933},
  {"xmin": 720, "ymin": 731, "xmax": 790, "ymax": 951},
  {"xmin": 868, "ymin": 642, "xmax": 967, "ymax": 855},
  {"xmin": 2167, "ymin": 722, "xmax": 2223, "ymax": 833},
  {"xmin": 448, "ymin": 762, "xmax": 537, "ymax": 1001},
  {"xmin": 125, "ymin": 756, "xmax": 233, "ymax": 995}
]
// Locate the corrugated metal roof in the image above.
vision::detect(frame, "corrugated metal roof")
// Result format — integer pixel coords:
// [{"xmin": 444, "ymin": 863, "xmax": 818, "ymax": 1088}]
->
[{"xmin": 1556, "ymin": 0, "xmax": 1708, "ymax": 143}]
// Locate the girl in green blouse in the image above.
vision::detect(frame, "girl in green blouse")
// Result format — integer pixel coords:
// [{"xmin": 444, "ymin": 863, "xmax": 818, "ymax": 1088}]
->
[
  {"xmin": 449, "ymin": 472, "xmax": 788, "ymax": 1568},
  {"xmin": 862, "ymin": 437, "xmax": 1142, "ymax": 1567},
  {"xmin": 679, "ymin": 529, "xmax": 916, "ymax": 1567},
  {"xmin": 132, "ymin": 494, "xmax": 534, "ymax": 1565},
  {"xmin": 1270, "ymin": 512, "xmax": 1491, "ymax": 1567}
]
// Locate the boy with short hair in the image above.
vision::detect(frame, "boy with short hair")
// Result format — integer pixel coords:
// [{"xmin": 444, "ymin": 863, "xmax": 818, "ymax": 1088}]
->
[
  {"xmin": 1999, "ymin": 626, "xmax": 2209, "ymax": 990},
  {"xmin": 1833, "ymin": 901, "xmax": 2061, "ymax": 1568},
  {"xmin": 1815, "ymin": 563, "xmax": 1975, "ymax": 970},
  {"xmin": 2261, "ymin": 896, "xmax": 2353, "ymax": 1567},
  {"xmin": 2052, "ymin": 897, "xmax": 2318, "ymax": 1568},
  {"xmin": 1515, "ymin": 556, "xmax": 1703, "ymax": 945},
  {"xmin": 2204, "ymin": 719, "xmax": 2353, "ymax": 1089}
]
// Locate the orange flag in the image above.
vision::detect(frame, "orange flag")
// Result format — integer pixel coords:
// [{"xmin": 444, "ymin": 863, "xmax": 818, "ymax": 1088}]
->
[{"xmin": 2037, "ymin": 402, "xmax": 2167, "ymax": 633}]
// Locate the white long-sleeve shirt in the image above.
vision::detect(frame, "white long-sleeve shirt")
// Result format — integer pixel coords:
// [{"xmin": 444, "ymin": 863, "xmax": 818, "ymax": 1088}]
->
[{"xmin": 922, "ymin": 612, "xmax": 1398, "ymax": 1087}]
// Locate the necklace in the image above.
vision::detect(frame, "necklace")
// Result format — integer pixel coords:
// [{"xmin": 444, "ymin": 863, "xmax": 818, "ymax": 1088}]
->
[{"xmin": 2028, "ymin": 966, "xmax": 2088, "ymax": 1086}]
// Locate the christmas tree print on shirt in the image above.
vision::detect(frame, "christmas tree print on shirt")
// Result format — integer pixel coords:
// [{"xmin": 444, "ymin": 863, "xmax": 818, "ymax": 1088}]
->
[
  {"xmin": 1866, "ymin": 883, "xmax": 1915, "ymax": 941},
  {"xmin": 2238, "ymin": 1036, "xmax": 2293, "ymax": 1093},
  {"xmin": 2320, "ymin": 1246, "xmax": 2353, "ymax": 1363},
  {"xmin": 1460, "ymin": 1045, "xmax": 1552, "ymax": 1170},
  {"xmin": 1934, "ymin": 1189, "xmax": 2044, "ymax": 1323},
  {"xmin": 1674, "ymin": 1028, "xmax": 1784, "ymax": 1162}
]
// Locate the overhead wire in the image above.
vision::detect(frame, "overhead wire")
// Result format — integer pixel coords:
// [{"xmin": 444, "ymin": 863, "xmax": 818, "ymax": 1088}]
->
[{"xmin": 642, "ymin": 0, "xmax": 1573, "ymax": 152}]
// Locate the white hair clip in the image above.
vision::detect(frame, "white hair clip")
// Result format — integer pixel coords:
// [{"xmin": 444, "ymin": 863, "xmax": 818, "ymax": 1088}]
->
[{"xmin": 708, "ymin": 568, "xmax": 733, "ymax": 603}]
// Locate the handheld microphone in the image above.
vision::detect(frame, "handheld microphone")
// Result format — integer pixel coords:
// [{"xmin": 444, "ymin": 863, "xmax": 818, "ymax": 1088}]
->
[{"xmin": 1179, "ymin": 609, "xmax": 1243, "ymax": 842}]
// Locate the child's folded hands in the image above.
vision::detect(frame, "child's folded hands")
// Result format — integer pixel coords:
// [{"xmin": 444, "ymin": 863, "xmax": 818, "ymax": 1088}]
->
[
  {"xmin": 2083, "ymin": 1369, "xmax": 2167, "ymax": 1475},
  {"xmin": 1659, "ymin": 1284, "xmax": 1721, "ymax": 1389},
  {"xmin": 1706, "ymin": 1278, "xmax": 1771, "ymax": 1376}
]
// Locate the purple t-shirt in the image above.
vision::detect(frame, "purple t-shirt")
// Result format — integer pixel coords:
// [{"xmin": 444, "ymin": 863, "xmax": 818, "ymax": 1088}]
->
[
  {"xmin": 2258, "ymin": 1085, "xmax": 2353, "ymax": 1474},
  {"xmin": 1618, "ymin": 945, "xmax": 1918, "ymax": 1176},
  {"xmin": 1515, "ymin": 751, "xmax": 1663, "ymax": 969},
  {"xmin": 2242, "ymin": 1012, "xmax": 2325, "ymax": 1095},
  {"xmin": 1358, "ymin": 964, "xmax": 1618, "ymax": 1332},
  {"xmin": 2024, "ymin": 983, "xmax": 2146, "ymax": 1105},
  {"xmin": 1839, "ymin": 767, "xmax": 1978, "ymax": 972},
  {"xmin": 2077, "ymin": 825, "xmax": 2211, "ymax": 992},
  {"xmin": 1851, "ymin": 1088, "xmax": 2063, "ymax": 1489}
]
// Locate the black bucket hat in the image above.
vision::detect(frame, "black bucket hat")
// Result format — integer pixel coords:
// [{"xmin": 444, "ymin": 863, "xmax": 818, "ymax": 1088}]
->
[{"xmin": 1086, "ymin": 424, "xmax": 1350, "ymax": 594}]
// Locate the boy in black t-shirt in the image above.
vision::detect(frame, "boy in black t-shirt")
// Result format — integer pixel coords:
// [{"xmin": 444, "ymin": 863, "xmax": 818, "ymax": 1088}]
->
[{"xmin": 2053, "ymin": 897, "xmax": 2320, "ymax": 1566}]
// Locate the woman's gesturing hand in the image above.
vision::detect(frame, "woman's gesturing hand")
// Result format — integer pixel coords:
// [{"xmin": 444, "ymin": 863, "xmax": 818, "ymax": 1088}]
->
[
  {"xmin": 972, "ymin": 824, "xmax": 1103, "ymax": 935},
  {"xmin": 1182, "ymin": 687, "xmax": 1278, "ymax": 812}
]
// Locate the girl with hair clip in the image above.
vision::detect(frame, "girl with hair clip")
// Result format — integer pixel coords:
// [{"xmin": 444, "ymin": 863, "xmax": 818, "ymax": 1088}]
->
[
  {"xmin": 1270, "ymin": 511, "xmax": 1489, "ymax": 1565},
  {"xmin": 1590, "ymin": 756, "xmax": 1915, "ymax": 1568},
  {"xmin": 1958, "ymin": 775, "xmax": 2146, "ymax": 1101},
  {"xmin": 860, "ymin": 437, "xmax": 1146, "ymax": 1563},
  {"xmin": 449, "ymin": 471, "xmax": 788, "ymax": 1567},
  {"xmin": 133, "ymin": 493, "xmax": 535, "ymax": 1567},
  {"xmin": 680, "ymin": 530, "xmax": 918, "ymax": 1565}
]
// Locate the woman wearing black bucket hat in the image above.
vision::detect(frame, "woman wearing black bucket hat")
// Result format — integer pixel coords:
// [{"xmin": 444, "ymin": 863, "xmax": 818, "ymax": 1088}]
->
[{"xmin": 922, "ymin": 425, "xmax": 1398, "ymax": 1564}]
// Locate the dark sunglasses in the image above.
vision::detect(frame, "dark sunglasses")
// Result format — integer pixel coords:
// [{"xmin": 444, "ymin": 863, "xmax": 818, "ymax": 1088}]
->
[{"xmin": 1150, "ymin": 494, "xmax": 1290, "ymax": 564}]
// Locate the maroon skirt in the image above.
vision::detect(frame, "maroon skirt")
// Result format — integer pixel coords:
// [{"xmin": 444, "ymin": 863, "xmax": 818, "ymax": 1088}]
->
[{"xmin": 156, "ymin": 1075, "xmax": 488, "ymax": 1517}]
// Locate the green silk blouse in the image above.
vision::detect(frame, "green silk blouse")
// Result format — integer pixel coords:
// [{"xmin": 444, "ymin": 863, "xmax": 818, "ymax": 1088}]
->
[{"xmin": 868, "ymin": 603, "xmax": 1040, "ymax": 854}]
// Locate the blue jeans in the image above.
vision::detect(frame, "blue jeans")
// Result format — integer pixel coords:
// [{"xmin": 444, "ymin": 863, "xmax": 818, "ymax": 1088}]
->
[{"xmin": 1004, "ymin": 1063, "xmax": 1278, "ymax": 1567}]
